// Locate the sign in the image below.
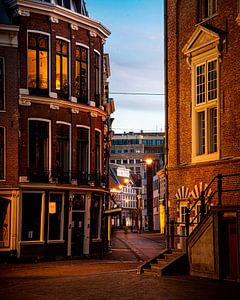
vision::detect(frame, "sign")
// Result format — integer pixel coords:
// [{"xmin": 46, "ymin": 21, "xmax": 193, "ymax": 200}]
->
[{"xmin": 49, "ymin": 202, "xmax": 56, "ymax": 214}]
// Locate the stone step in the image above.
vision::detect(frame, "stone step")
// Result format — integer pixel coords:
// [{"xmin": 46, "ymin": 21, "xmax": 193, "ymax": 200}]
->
[{"xmin": 143, "ymin": 267, "xmax": 160, "ymax": 276}]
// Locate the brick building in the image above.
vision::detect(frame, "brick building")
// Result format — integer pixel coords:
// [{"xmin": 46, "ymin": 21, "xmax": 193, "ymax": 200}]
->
[
  {"xmin": 167, "ymin": 0, "xmax": 240, "ymax": 280},
  {"xmin": 0, "ymin": 0, "xmax": 113, "ymax": 259}
]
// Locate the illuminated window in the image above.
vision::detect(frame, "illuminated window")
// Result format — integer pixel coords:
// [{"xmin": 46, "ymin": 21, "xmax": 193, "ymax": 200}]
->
[
  {"xmin": 0, "ymin": 127, "xmax": 5, "ymax": 180},
  {"xmin": 75, "ymin": 45, "xmax": 88, "ymax": 103},
  {"xmin": 195, "ymin": 59, "xmax": 218, "ymax": 157},
  {"xmin": 0, "ymin": 197, "xmax": 10, "ymax": 247},
  {"xmin": 0, "ymin": 58, "xmax": 5, "ymax": 110},
  {"xmin": 28, "ymin": 32, "xmax": 49, "ymax": 94},
  {"xmin": 77, "ymin": 127, "xmax": 89, "ymax": 184},
  {"xmin": 56, "ymin": 39, "xmax": 69, "ymax": 98},
  {"xmin": 94, "ymin": 51, "xmax": 101, "ymax": 106},
  {"xmin": 48, "ymin": 193, "xmax": 64, "ymax": 240}
]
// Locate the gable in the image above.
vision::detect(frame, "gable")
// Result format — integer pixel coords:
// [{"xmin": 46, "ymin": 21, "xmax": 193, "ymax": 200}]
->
[{"xmin": 183, "ymin": 25, "xmax": 220, "ymax": 56}]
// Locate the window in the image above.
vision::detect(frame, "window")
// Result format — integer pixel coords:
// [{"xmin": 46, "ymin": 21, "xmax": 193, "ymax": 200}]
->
[
  {"xmin": 129, "ymin": 159, "xmax": 134, "ymax": 164},
  {"xmin": 116, "ymin": 160, "xmax": 121, "ymax": 164},
  {"xmin": 0, "ymin": 57, "xmax": 5, "ymax": 110},
  {"xmin": 56, "ymin": 39, "xmax": 69, "ymax": 98},
  {"xmin": 48, "ymin": 193, "xmax": 64, "ymax": 240},
  {"xmin": 199, "ymin": 0, "xmax": 217, "ymax": 20},
  {"xmin": 181, "ymin": 206, "xmax": 188, "ymax": 223},
  {"xmin": 77, "ymin": 127, "xmax": 89, "ymax": 184},
  {"xmin": 123, "ymin": 160, "xmax": 127, "ymax": 164},
  {"xmin": 94, "ymin": 51, "xmax": 101, "ymax": 106},
  {"xmin": 110, "ymin": 160, "xmax": 115, "ymax": 163},
  {"xmin": 21, "ymin": 193, "xmax": 43, "ymax": 241},
  {"xmin": 91, "ymin": 195, "xmax": 101, "ymax": 239},
  {"xmin": 0, "ymin": 127, "xmax": 5, "ymax": 180},
  {"xmin": 194, "ymin": 59, "xmax": 218, "ymax": 159},
  {"xmin": 29, "ymin": 120, "xmax": 49, "ymax": 182},
  {"xmin": 95, "ymin": 130, "xmax": 101, "ymax": 181},
  {"xmin": 56, "ymin": 123, "xmax": 70, "ymax": 183},
  {"xmin": 75, "ymin": 45, "xmax": 88, "ymax": 104},
  {"xmin": 28, "ymin": 32, "xmax": 49, "ymax": 94}
]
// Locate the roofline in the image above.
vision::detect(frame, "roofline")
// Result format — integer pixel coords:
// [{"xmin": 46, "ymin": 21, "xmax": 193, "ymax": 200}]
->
[{"xmin": 6, "ymin": 0, "xmax": 111, "ymax": 38}]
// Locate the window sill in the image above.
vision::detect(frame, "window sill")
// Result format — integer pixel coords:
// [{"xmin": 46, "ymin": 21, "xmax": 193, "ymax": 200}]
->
[
  {"xmin": 196, "ymin": 13, "xmax": 218, "ymax": 25},
  {"xmin": 20, "ymin": 240, "xmax": 45, "ymax": 245},
  {"xmin": 47, "ymin": 240, "xmax": 65, "ymax": 244},
  {"xmin": 192, "ymin": 152, "xmax": 219, "ymax": 164}
]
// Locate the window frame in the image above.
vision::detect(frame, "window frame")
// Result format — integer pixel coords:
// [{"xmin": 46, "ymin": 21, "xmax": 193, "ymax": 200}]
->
[
  {"xmin": 76, "ymin": 125, "xmax": 90, "ymax": 182},
  {"xmin": 0, "ymin": 127, "xmax": 5, "ymax": 181},
  {"xmin": 192, "ymin": 53, "xmax": 219, "ymax": 163},
  {"xmin": 75, "ymin": 43, "xmax": 89, "ymax": 104},
  {"xmin": 56, "ymin": 36, "xmax": 71, "ymax": 99},
  {"xmin": 94, "ymin": 50, "xmax": 101, "ymax": 106},
  {"xmin": 27, "ymin": 30, "xmax": 50, "ymax": 95},
  {"xmin": 0, "ymin": 57, "xmax": 5, "ymax": 111},
  {"xmin": 56, "ymin": 121, "xmax": 71, "ymax": 182},
  {"xmin": 47, "ymin": 192, "xmax": 65, "ymax": 242},
  {"xmin": 28, "ymin": 118, "xmax": 51, "ymax": 181},
  {"xmin": 95, "ymin": 129, "xmax": 102, "ymax": 176},
  {"xmin": 21, "ymin": 192, "xmax": 45, "ymax": 243}
]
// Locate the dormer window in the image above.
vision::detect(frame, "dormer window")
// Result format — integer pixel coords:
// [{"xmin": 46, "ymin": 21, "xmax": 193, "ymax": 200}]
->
[{"xmin": 28, "ymin": 32, "xmax": 49, "ymax": 95}]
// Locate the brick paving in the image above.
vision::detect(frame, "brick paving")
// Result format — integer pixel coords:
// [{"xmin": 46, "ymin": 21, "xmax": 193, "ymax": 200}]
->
[{"xmin": 0, "ymin": 231, "xmax": 240, "ymax": 299}]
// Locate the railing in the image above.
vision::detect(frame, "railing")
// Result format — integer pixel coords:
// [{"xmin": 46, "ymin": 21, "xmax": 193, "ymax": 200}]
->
[
  {"xmin": 169, "ymin": 173, "xmax": 240, "ymax": 248},
  {"xmin": 28, "ymin": 168, "xmax": 107, "ymax": 187}
]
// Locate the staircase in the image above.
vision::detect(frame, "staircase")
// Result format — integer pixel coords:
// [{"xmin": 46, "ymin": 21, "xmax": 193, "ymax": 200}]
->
[{"xmin": 137, "ymin": 249, "xmax": 187, "ymax": 276}]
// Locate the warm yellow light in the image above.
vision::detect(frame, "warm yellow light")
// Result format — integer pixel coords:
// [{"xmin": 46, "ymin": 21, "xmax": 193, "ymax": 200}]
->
[
  {"xmin": 118, "ymin": 184, "xmax": 123, "ymax": 190},
  {"xmin": 146, "ymin": 158, "xmax": 153, "ymax": 165},
  {"xmin": 124, "ymin": 178, "xmax": 129, "ymax": 184}
]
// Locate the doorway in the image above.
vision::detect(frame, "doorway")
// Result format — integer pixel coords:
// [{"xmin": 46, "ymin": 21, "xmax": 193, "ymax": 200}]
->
[
  {"xmin": 0, "ymin": 197, "xmax": 11, "ymax": 248},
  {"xmin": 71, "ymin": 212, "xmax": 85, "ymax": 256}
]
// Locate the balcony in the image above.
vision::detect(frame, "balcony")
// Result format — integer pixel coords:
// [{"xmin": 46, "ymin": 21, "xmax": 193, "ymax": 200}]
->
[{"xmin": 27, "ymin": 168, "xmax": 107, "ymax": 187}]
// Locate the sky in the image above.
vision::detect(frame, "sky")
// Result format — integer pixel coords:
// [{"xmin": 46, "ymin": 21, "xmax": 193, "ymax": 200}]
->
[{"xmin": 86, "ymin": 0, "xmax": 165, "ymax": 133}]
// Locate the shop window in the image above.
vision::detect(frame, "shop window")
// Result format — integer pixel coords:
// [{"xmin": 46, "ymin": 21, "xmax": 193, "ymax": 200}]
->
[
  {"xmin": 56, "ymin": 123, "xmax": 70, "ymax": 183},
  {"xmin": 77, "ymin": 127, "xmax": 89, "ymax": 184},
  {"xmin": 28, "ymin": 32, "xmax": 49, "ymax": 95},
  {"xmin": 21, "ymin": 193, "xmax": 43, "ymax": 241},
  {"xmin": 48, "ymin": 193, "xmax": 64, "ymax": 240},
  {"xmin": 75, "ymin": 45, "xmax": 88, "ymax": 104},
  {"xmin": 72, "ymin": 194, "xmax": 85, "ymax": 210},
  {"xmin": 0, "ymin": 57, "xmax": 5, "ymax": 110},
  {"xmin": 29, "ymin": 120, "xmax": 49, "ymax": 182},
  {"xmin": 94, "ymin": 51, "xmax": 101, "ymax": 106},
  {"xmin": 0, "ymin": 198, "xmax": 10, "ymax": 248},
  {"xmin": 56, "ymin": 39, "xmax": 69, "ymax": 98},
  {"xmin": 0, "ymin": 127, "xmax": 5, "ymax": 180}
]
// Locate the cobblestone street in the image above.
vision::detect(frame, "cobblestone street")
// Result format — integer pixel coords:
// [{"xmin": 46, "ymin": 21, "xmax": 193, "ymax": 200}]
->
[{"xmin": 1, "ymin": 231, "xmax": 240, "ymax": 299}]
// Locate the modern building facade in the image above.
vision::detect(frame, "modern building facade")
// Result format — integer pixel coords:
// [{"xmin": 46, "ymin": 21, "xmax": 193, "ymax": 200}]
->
[
  {"xmin": 0, "ymin": 0, "xmax": 113, "ymax": 259},
  {"xmin": 167, "ymin": 0, "xmax": 240, "ymax": 280},
  {"xmin": 110, "ymin": 131, "xmax": 164, "ymax": 231}
]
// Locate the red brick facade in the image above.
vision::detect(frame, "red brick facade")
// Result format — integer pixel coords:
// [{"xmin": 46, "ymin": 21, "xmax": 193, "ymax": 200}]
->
[{"xmin": 167, "ymin": 0, "xmax": 240, "ymax": 238}]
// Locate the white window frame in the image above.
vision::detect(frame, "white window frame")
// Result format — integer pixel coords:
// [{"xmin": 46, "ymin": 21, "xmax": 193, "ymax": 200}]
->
[
  {"xmin": 95, "ymin": 128, "xmax": 102, "ymax": 174},
  {"xmin": 47, "ymin": 192, "xmax": 65, "ymax": 242},
  {"xmin": 75, "ymin": 43, "xmax": 90, "ymax": 104},
  {"xmin": 28, "ymin": 118, "xmax": 52, "ymax": 178},
  {"xmin": 20, "ymin": 191, "xmax": 45, "ymax": 243},
  {"xmin": 76, "ymin": 125, "xmax": 90, "ymax": 175},
  {"xmin": 0, "ymin": 126, "xmax": 6, "ymax": 181},
  {"xmin": 192, "ymin": 50, "xmax": 220, "ymax": 163},
  {"xmin": 56, "ymin": 121, "xmax": 71, "ymax": 178},
  {"xmin": 94, "ymin": 49, "xmax": 101, "ymax": 105},
  {"xmin": 0, "ymin": 57, "xmax": 6, "ymax": 112},
  {"xmin": 27, "ymin": 30, "xmax": 51, "ymax": 95},
  {"xmin": 56, "ymin": 36, "xmax": 71, "ymax": 99}
]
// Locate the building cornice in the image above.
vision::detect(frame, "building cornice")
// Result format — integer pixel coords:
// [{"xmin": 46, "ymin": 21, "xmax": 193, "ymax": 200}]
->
[
  {"xmin": 7, "ymin": 0, "xmax": 111, "ymax": 38},
  {"xmin": 19, "ymin": 94, "xmax": 107, "ymax": 119}
]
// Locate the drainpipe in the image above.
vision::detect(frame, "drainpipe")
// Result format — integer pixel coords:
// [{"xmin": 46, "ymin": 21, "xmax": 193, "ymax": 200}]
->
[{"xmin": 164, "ymin": 0, "xmax": 169, "ymax": 249}]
